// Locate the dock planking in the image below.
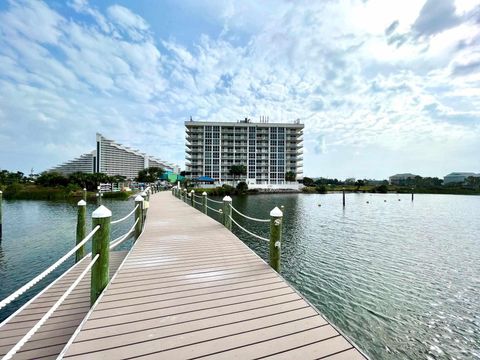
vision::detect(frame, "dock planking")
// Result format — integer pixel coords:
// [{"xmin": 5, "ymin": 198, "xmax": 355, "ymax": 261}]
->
[
  {"xmin": 0, "ymin": 251, "xmax": 127, "ymax": 360},
  {"xmin": 62, "ymin": 192, "xmax": 367, "ymax": 360}
]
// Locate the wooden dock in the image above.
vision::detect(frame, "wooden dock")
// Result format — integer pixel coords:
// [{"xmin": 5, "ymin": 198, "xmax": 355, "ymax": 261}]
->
[
  {"xmin": 0, "ymin": 251, "xmax": 127, "ymax": 359},
  {"xmin": 61, "ymin": 192, "xmax": 367, "ymax": 359}
]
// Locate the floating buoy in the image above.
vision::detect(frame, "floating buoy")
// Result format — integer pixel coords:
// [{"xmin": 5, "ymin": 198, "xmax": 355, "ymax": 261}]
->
[
  {"xmin": 398, "ymin": 199, "xmax": 401, "ymax": 201},
  {"xmin": 384, "ymin": 200, "xmax": 387, "ymax": 202},
  {"xmin": 318, "ymin": 204, "xmax": 321, "ymax": 207},
  {"xmin": 366, "ymin": 201, "xmax": 369, "ymax": 204}
]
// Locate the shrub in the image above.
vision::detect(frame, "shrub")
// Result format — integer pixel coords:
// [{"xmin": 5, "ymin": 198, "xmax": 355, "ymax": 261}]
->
[{"xmin": 236, "ymin": 181, "xmax": 248, "ymax": 194}]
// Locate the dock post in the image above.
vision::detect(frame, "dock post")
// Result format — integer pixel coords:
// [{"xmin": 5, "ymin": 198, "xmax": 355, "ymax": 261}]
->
[
  {"xmin": 411, "ymin": 188, "xmax": 414, "ymax": 202},
  {"xmin": 75, "ymin": 200, "xmax": 87, "ymax": 263},
  {"xmin": 83, "ymin": 188, "xmax": 87, "ymax": 202},
  {"xmin": 134, "ymin": 195, "xmax": 144, "ymax": 239},
  {"xmin": 202, "ymin": 192, "xmax": 207, "ymax": 214},
  {"xmin": 183, "ymin": 188, "xmax": 187, "ymax": 202},
  {"xmin": 342, "ymin": 188, "xmax": 346, "ymax": 207},
  {"xmin": 91, "ymin": 205, "xmax": 111, "ymax": 306},
  {"xmin": 269, "ymin": 207, "xmax": 283, "ymax": 272},
  {"xmin": 223, "ymin": 196, "xmax": 232, "ymax": 231},
  {"xmin": 190, "ymin": 190, "xmax": 194, "ymax": 206},
  {"xmin": 0, "ymin": 190, "xmax": 2, "ymax": 240}
]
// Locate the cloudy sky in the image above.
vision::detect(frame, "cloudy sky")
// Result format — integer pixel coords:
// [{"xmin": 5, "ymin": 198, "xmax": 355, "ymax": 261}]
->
[{"xmin": 0, "ymin": 0, "xmax": 479, "ymax": 179}]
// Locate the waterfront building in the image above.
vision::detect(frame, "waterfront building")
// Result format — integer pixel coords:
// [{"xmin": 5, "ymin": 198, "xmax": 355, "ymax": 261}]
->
[
  {"xmin": 49, "ymin": 133, "xmax": 178, "ymax": 180},
  {"xmin": 443, "ymin": 172, "xmax": 480, "ymax": 184},
  {"xmin": 389, "ymin": 173, "xmax": 419, "ymax": 185},
  {"xmin": 185, "ymin": 117, "xmax": 304, "ymax": 188}
]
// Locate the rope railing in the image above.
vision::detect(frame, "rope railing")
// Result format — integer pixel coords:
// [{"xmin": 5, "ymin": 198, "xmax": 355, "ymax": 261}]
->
[
  {"xmin": 206, "ymin": 204, "xmax": 223, "ymax": 214},
  {"xmin": 111, "ymin": 204, "xmax": 139, "ymax": 224},
  {"xmin": 229, "ymin": 215, "xmax": 269, "ymax": 242},
  {"xmin": 3, "ymin": 254, "xmax": 100, "ymax": 360},
  {"xmin": 230, "ymin": 204, "xmax": 270, "ymax": 223},
  {"xmin": 110, "ymin": 218, "xmax": 139, "ymax": 250},
  {"xmin": 193, "ymin": 199, "xmax": 203, "ymax": 206},
  {"xmin": 207, "ymin": 197, "xmax": 223, "ymax": 204},
  {"xmin": 0, "ymin": 225, "xmax": 100, "ymax": 310}
]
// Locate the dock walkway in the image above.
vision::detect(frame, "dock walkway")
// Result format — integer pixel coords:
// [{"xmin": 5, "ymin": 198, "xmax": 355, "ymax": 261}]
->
[{"xmin": 63, "ymin": 192, "xmax": 367, "ymax": 359}]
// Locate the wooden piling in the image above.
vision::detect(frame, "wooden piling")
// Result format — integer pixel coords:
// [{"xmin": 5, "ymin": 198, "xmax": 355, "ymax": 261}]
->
[
  {"xmin": 135, "ymin": 195, "xmax": 144, "ymax": 239},
  {"xmin": 269, "ymin": 207, "xmax": 283, "ymax": 272},
  {"xmin": 90, "ymin": 205, "xmax": 111, "ymax": 306},
  {"xmin": 190, "ymin": 190, "xmax": 195, "ymax": 207},
  {"xmin": 342, "ymin": 188, "xmax": 346, "ymax": 207},
  {"xmin": 75, "ymin": 200, "xmax": 87, "ymax": 263},
  {"xmin": 83, "ymin": 188, "xmax": 87, "ymax": 201},
  {"xmin": 411, "ymin": 189, "xmax": 414, "ymax": 202},
  {"xmin": 202, "ymin": 192, "xmax": 207, "ymax": 214},
  {"xmin": 223, "ymin": 196, "xmax": 232, "ymax": 231}
]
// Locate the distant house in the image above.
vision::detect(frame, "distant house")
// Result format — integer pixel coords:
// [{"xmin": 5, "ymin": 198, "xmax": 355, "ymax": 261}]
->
[
  {"xmin": 443, "ymin": 172, "xmax": 480, "ymax": 184},
  {"xmin": 389, "ymin": 173, "xmax": 419, "ymax": 185}
]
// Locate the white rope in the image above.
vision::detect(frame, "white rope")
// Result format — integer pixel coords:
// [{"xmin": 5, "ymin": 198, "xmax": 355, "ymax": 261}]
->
[
  {"xmin": 193, "ymin": 199, "xmax": 203, "ymax": 206},
  {"xmin": 111, "ymin": 204, "xmax": 139, "ymax": 224},
  {"xmin": 3, "ymin": 254, "xmax": 100, "ymax": 360},
  {"xmin": 193, "ymin": 194, "xmax": 203, "ymax": 199},
  {"xmin": 207, "ymin": 198, "xmax": 223, "ymax": 204},
  {"xmin": 110, "ymin": 219, "xmax": 139, "ymax": 250},
  {"xmin": 229, "ymin": 216, "xmax": 269, "ymax": 242},
  {"xmin": 0, "ymin": 225, "xmax": 100, "ymax": 310},
  {"xmin": 206, "ymin": 205, "xmax": 223, "ymax": 214},
  {"xmin": 230, "ymin": 205, "xmax": 270, "ymax": 223}
]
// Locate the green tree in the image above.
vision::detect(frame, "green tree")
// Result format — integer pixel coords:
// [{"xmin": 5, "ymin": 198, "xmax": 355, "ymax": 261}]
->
[
  {"xmin": 285, "ymin": 171, "xmax": 296, "ymax": 182},
  {"xmin": 228, "ymin": 165, "xmax": 247, "ymax": 182},
  {"xmin": 136, "ymin": 167, "xmax": 164, "ymax": 183},
  {"xmin": 36, "ymin": 172, "xmax": 69, "ymax": 187},
  {"xmin": 236, "ymin": 181, "xmax": 248, "ymax": 194},
  {"xmin": 302, "ymin": 177, "xmax": 314, "ymax": 187}
]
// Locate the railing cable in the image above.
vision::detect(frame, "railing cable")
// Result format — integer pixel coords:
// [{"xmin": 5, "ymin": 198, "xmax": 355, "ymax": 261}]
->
[
  {"xmin": 229, "ymin": 216, "xmax": 269, "ymax": 242},
  {"xmin": 230, "ymin": 204, "xmax": 270, "ymax": 223},
  {"xmin": 2, "ymin": 254, "xmax": 100, "ymax": 360},
  {"xmin": 110, "ymin": 218, "xmax": 139, "ymax": 250},
  {"xmin": 206, "ymin": 204, "xmax": 223, "ymax": 214},
  {"xmin": 207, "ymin": 198, "xmax": 223, "ymax": 204},
  {"xmin": 0, "ymin": 225, "xmax": 100, "ymax": 310},
  {"xmin": 111, "ymin": 205, "xmax": 139, "ymax": 225}
]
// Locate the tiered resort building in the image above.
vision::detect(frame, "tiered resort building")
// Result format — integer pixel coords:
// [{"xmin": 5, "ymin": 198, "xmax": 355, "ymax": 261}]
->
[
  {"xmin": 185, "ymin": 118, "xmax": 304, "ymax": 189},
  {"xmin": 49, "ymin": 133, "xmax": 178, "ymax": 179}
]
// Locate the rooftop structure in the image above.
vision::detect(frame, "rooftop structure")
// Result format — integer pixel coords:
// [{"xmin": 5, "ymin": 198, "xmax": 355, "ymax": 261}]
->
[
  {"xmin": 444, "ymin": 172, "xmax": 480, "ymax": 184},
  {"xmin": 389, "ymin": 173, "xmax": 419, "ymax": 185},
  {"xmin": 185, "ymin": 118, "xmax": 304, "ymax": 187}
]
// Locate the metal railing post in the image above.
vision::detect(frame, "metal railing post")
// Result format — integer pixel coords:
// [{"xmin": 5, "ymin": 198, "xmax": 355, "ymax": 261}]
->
[
  {"xmin": 223, "ymin": 196, "xmax": 232, "ymax": 231},
  {"xmin": 75, "ymin": 200, "xmax": 87, "ymax": 263},
  {"xmin": 269, "ymin": 207, "xmax": 283, "ymax": 272},
  {"xmin": 91, "ymin": 205, "xmax": 111, "ymax": 305},
  {"xmin": 134, "ymin": 195, "xmax": 144, "ymax": 239},
  {"xmin": 202, "ymin": 192, "xmax": 207, "ymax": 214},
  {"xmin": 190, "ymin": 190, "xmax": 194, "ymax": 206}
]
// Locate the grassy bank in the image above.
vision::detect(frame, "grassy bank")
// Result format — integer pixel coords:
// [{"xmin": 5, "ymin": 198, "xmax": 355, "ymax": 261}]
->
[{"xmin": 1, "ymin": 183, "xmax": 132, "ymax": 200}]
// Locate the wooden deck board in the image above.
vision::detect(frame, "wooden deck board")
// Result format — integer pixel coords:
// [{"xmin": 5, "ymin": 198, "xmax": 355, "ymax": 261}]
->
[
  {"xmin": 62, "ymin": 192, "xmax": 367, "ymax": 359},
  {"xmin": 0, "ymin": 251, "xmax": 127, "ymax": 359}
]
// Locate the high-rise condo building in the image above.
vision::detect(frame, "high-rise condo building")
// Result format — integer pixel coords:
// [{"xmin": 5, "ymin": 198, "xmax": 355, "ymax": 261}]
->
[
  {"xmin": 49, "ymin": 133, "xmax": 178, "ymax": 179},
  {"xmin": 185, "ymin": 118, "xmax": 304, "ymax": 186}
]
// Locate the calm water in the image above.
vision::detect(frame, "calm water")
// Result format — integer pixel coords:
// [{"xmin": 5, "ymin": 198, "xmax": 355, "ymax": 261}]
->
[
  {"xmin": 207, "ymin": 193, "xmax": 480, "ymax": 360},
  {"xmin": 0, "ymin": 198, "xmax": 136, "ymax": 322},
  {"xmin": 1, "ymin": 194, "xmax": 479, "ymax": 359}
]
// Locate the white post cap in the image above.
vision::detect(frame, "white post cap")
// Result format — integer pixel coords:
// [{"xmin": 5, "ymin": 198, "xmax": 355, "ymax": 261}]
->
[
  {"xmin": 92, "ymin": 205, "xmax": 112, "ymax": 218},
  {"xmin": 223, "ymin": 195, "xmax": 232, "ymax": 202},
  {"xmin": 0, "ymin": 190, "xmax": 2, "ymax": 194},
  {"xmin": 77, "ymin": 200, "xmax": 86, "ymax": 206},
  {"xmin": 190, "ymin": 190, "xmax": 195, "ymax": 193},
  {"xmin": 270, "ymin": 206, "xmax": 283, "ymax": 217},
  {"xmin": 202, "ymin": 192, "xmax": 207, "ymax": 196},
  {"xmin": 83, "ymin": 188, "xmax": 86, "ymax": 191},
  {"xmin": 183, "ymin": 188, "xmax": 187, "ymax": 191},
  {"xmin": 141, "ymin": 191, "xmax": 147, "ymax": 196},
  {"xmin": 135, "ymin": 195, "xmax": 144, "ymax": 202}
]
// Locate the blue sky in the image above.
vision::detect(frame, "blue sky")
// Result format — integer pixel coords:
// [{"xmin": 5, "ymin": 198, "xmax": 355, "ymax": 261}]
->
[{"xmin": 0, "ymin": 0, "xmax": 479, "ymax": 179}]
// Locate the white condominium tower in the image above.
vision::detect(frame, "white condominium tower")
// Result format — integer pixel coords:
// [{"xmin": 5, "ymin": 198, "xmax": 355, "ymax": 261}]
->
[
  {"xmin": 185, "ymin": 118, "xmax": 304, "ymax": 184},
  {"xmin": 49, "ymin": 133, "xmax": 178, "ymax": 179}
]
